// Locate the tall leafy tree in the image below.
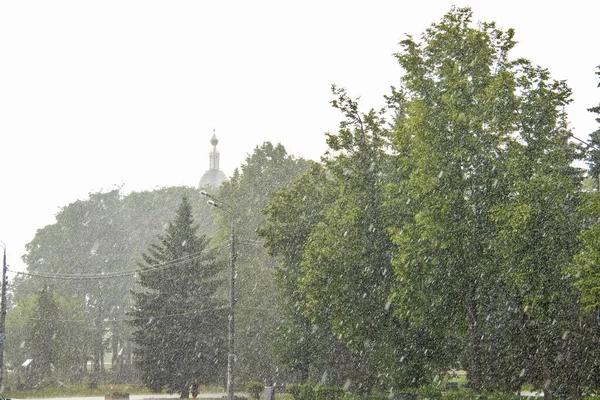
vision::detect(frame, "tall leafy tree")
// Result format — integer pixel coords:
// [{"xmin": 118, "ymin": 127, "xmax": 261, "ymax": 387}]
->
[
  {"xmin": 489, "ymin": 62, "xmax": 584, "ymax": 398},
  {"xmin": 211, "ymin": 142, "xmax": 311, "ymax": 385},
  {"xmin": 294, "ymin": 88, "xmax": 433, "ymax": 390},
  {"xmin": 27, "ymin": 287, "xmax": 59, "ymax": 386},
  {"xmin": 569, "ymin": 66, "xmax": 600, "ymax": 395},
  {"xmin": 575, "ymin": 67, "xmax": 600, "ymax": 313},
  {"xmin": 585, "ymin": 66, "xmax": 600, "ymax": 187},
  {"xmin": 260, "ymin": 163, "xmax": 357, "ymax": 383},
  {"xmin": 388, "ymin": 9, "xmax": 520, "ymax": 390},
  {"xmin": 129, "ymin": 196, "xmax": 226, "ymax": 396},
  {"xmin": 388, "ymin": 7, "xmax": 584, "ymax": 395},
  {"xmin": 20, "ymin": 190, "xmax": 130, "ymax": 378}
]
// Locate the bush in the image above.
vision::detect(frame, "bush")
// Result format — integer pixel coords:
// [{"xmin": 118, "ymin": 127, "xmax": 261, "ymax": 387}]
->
[
  {"xmin": 414, "ymin": 384, "xmax": 443, "ymax": 400},
  {"xmin": 287, "ymin": 383, "xmax": 302, "ymax": 399},
  {"xmin": 287, "ymin": 382, "xmax": 315, "ymax": 400},
  {"xmin": 363, "ymin": 391, "xmax": 388, "ymax": 400},
  {"xmin": 246, "ymin": 381, "xmax": 265, "ymax": 400},
  {"xmin": 315, "ymin": 385, "xmax": 344, "ymax": 400}
]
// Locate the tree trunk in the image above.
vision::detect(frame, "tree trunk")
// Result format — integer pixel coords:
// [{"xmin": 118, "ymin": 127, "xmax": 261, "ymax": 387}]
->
[
  {"xmin": 466, "ymin": 282, "xmax": 483, "ymax": 392},
  {"xmin": 180, "ymin": 382, "xmax": 190, "ymax": 399}
]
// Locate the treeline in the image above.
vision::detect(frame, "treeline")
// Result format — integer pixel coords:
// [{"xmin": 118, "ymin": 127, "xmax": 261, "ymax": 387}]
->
[
  {"xmin": 8, "ymin": 7, "xmax": 600, "ymax": 400},
  {"xmin": 8, "ymin": 187, "xmax": 217, "ymax": 387},
  {"xmin": 259, "ymin": 7, "xmax": 600, "ymax": 400},
  {"xmin": 7, "ymin": 142, "xmax": 312, "ymax": 393}
]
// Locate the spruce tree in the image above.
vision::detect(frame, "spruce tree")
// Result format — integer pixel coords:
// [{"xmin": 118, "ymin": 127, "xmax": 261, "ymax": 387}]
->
[
  {"xmin": 129, "ymin": 196, "xmax": 226, "ymax": 396},
  {"xmin": 28, "ymin": 287, "xmax": 60, "ymax": 386}
]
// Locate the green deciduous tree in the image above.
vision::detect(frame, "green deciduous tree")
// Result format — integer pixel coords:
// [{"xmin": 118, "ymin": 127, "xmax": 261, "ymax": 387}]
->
[
  {"xmin": 260, "ymin": 162, "xmax": 358, "ymax": 383},
  {"xmin": 211, "ymin": 142, "xmax": 311, "ymax": 385},
  {"xmin": 129, "ymin": 196, "xmax": 226, "ymax": 396},
  {"xmin": 585, "ymin": 66, "xmax": 600, "ymax": 188},
  {"xmin": 294, "ymin": 88, "xmax": 433, "ymax": 390},
  {"xmin": 387, "ymin": 7, "xmax": 584, "ymax": 396},
  {"xmin": 6, "ymin": 287, "xmax": 93, "ymax": 387},
  {"xmin": 569, "ymin": 66, "xmax": 600, "ymax": 395},
  {"xmin": 20, "ymin": 190, "xmax": 130, "ymax": 380}
]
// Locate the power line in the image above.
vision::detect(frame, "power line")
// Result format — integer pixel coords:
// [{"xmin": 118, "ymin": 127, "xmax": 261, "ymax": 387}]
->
[
  {"xmin": 8, "ymin": 246, "xmax": 225, "ymax": 280},
  {"xmin": 15, "ymin": 307, "xmax": 228, "ymax": 323},
  {"xmin": 10, "ymin": 239, "xmax": 263, "ymax": 282},
  {"xmin": 10, "ymin": 305, "xmax": 278, "ymax": 324}
]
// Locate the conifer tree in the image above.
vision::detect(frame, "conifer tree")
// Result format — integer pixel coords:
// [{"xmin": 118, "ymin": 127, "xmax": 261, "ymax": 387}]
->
[{"xmin": 129, "ymin": 196, "xmax": 226, "ymax": 396}]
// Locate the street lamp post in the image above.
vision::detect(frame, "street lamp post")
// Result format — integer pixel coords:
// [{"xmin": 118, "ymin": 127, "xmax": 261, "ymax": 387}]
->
[
  {"xmin": 0, "ymin": 241, "xmax": 7, "ymax": 390},
  {"xmin": 200, "ymin": 191, "xmax": 236, "ymax": 400}
]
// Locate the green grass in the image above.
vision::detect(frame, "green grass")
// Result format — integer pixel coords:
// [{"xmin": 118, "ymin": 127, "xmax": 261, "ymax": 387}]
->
[{"xmin": 4, "ymin": 383, "xmax": 155, "ymax": 399}]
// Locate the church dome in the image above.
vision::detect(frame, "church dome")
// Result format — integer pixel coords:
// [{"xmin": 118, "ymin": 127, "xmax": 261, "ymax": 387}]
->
[{"xmin": 199, "ymin": 169, "xmax": 227, "ymax": 188}]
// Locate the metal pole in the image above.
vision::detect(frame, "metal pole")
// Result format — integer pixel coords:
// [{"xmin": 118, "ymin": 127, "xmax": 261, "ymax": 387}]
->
[
  {"xmin": 226, "ymin": 219, "xmax": 236, "ymax": 400},
  {"xmin": 201, "ymin": 192, "xmax": 236, "ymax": 399},
  {"xmin": 0, "ymin": 243, "xmax": 7, "ymax": 390}
]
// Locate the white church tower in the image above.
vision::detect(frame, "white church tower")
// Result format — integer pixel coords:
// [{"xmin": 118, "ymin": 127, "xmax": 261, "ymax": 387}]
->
[{"xmin": 198, "ymin": 130, "xmax": 227, "ymax": 188}]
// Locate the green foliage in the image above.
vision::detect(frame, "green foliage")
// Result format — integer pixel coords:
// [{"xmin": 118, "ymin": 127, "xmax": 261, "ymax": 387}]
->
[
  {"xmin": 259, "ymin": 6, "xmax": 596, "ymax": 397},
  {"xmin": 572, "ymin": 71, "xmax": 600, "ymax": 387},
  {"xmin": 287, "ymin": 383, "xmax": 302, "ymax": 399},
  {"xmin": 246, "ymin": 381, "xmax": 265, "ymax": 399},
  {"xmin": 585, "ymin": 66, "xmax": 600, "ymax": 187},
  {"xmin": 129, "ymin": 196, "xmax": 226, "ymax": 395},
  {"xmin": 6, "ymin": 287, "xmax": 93, "ymax": 387},
  {"xmin": 16, "ymin": 186, "xmax": 215, "ymax": 382},
  {"xmin": 300, "ymin": 86, "xmax": 433, "ymax": 390},
  {"xmin": 387, "ymin": 6, "xmax": 584, "ymax": 393},
  {"xmin": 287, "ymin": 382, "xmax": 315, "ymax": 400},
  {"xmin": 315, "ymin": 386, "xmax": 345, "ymax": 400},
  {"xmin": 574, "ymin": 192, "xmax": 600, "ymax": 312},
  {"xmin": 260, "ymin": 163, "xmax": 357, "ymax": 382},
  {"xmin": 211, "ymin": 142, "xmax": 311, "ymax": 384}
]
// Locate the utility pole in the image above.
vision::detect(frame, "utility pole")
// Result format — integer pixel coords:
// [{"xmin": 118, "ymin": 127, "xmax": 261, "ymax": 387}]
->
[
  {"xmin": 200, "ymin": 191, "xmax": 236, "ymax": 400},
  {"xmin": 226, "ymin": 219, "xmax": 236, "ymax": 400},
  {"xmin": 0, "ymin": 242, "xmax": 7, "ymax": 390}
]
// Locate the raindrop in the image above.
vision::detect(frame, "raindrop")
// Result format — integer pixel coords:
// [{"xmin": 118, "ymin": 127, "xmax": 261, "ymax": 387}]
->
[
  {"xmin": 385, "ymin": 300, "xmax": 392, "ymax": 310},
  {"xmin": 320, "ymin": 371, "xmax": 328, "ymax": 385},
  {"xmin": 90, "ymin": 240, "xmax": 100, "ymax": 256},
  {"xmin": 343, "ymin": 379, "xmax": 352, "ymax": 391}
]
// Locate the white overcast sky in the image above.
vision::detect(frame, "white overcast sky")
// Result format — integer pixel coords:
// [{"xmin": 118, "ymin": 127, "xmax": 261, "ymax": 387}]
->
[{"xmin": 0, "ymin": 1, "xmax": 598, "ymax": 272}]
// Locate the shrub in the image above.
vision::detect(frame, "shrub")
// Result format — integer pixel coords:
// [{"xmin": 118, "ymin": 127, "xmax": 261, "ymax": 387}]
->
[
  {"xmin": 246, "ymin": 381, "xmax": 265, "ymax": 400},
  {"xmin": 315, "ymin": 385, "xmax": 344, "ymax": 400},
  {"xmin": 363, "ymin": 391, "xmax": 388, "ymax": 400},
  {"xmin": 287, "ymin": 383, "xmax": 302, "ymax": 399},
  {"xmin": 287, "ymin": 382, "xmax": 315, "ymax": 400}
]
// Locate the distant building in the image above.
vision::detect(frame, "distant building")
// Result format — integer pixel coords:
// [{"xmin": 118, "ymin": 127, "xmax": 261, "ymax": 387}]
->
[{"xmin": 198, "ymin": 130, "xmax": 227, "ymax": 188}]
